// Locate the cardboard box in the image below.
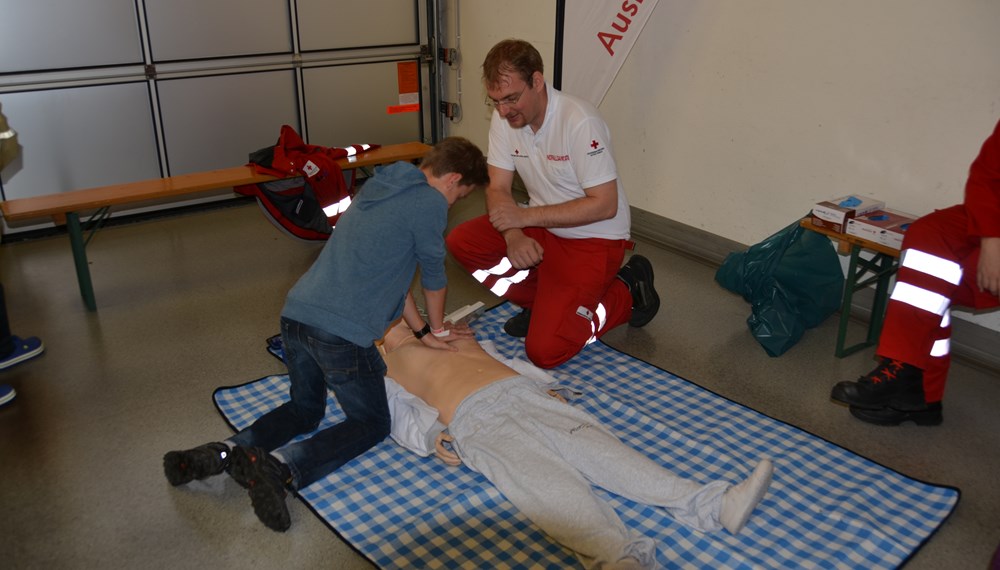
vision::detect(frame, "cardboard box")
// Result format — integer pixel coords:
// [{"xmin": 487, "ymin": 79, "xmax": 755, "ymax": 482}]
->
[
  {"xmin": 845, "ymin": 209, "xmax": 917, "ymax": 250},
  {"xmin": 810, "ymin": 195, "xmax": 885, "ymax": 233},
  {"xmin": 880, "ymin": 217, "xmax": 915, "ymax": 250}
]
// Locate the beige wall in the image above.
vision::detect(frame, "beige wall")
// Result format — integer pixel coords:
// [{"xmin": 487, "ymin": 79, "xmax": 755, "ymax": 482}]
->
[
  {"xmin": 440, "ymin": 0, "xmax": 1000, "ymax": 330},
  {"xmin": 439, "ymin": 0, "xmax": 557, "ymax": 149}
]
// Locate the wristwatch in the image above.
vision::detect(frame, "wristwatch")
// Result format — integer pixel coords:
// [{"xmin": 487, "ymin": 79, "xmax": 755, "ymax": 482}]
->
[{"xmin": 413, "ymin": 323, "xmax": 432, "ymax": 339}]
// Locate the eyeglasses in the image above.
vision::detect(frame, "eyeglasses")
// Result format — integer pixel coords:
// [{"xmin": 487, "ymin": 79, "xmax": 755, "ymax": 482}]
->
[{"xmin": 485, "ymin": 84, "xmax": 527, "ymax": 109}]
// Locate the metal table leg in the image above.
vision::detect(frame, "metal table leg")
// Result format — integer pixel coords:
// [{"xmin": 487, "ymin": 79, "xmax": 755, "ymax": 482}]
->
[
  {"xmin": 834, "ymin": 245, "xmax": 899, "ymax": 357},
  {"xmin": 65, "ymin": 212, "xmax": 97, "ymax": 311},
  {"xmin": 64, "ymin": 207, "xmax": 111, "ymax": 312}
]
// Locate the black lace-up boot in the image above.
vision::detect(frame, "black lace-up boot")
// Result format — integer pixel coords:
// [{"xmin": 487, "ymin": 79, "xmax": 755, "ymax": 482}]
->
[
  {"xmin": 831, "ymin": 358, "xmax": 925, "ymax": 411},
  {"xmin": 228, "ymin": 446, "xmax": 294, "ymax": 532},
  {"xmin": 617, "ymin": 255, "xmax": 661, "ymax": 327}
]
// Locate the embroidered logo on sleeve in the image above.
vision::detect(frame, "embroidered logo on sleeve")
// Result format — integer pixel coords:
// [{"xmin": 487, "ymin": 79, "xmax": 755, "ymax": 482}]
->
[{"xmin": 586, "ymin": 139, "xmax": 606, "ymax": 157}]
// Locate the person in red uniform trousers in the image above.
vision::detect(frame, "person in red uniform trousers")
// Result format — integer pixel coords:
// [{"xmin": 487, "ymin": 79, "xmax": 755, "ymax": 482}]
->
[
  {"xmin": 447, "ymin": 39, "xmax": 660, "ymax": 369},
  {"xmin": 832, "ymin": 118, "xmax": 1000, "ymax": 425}
]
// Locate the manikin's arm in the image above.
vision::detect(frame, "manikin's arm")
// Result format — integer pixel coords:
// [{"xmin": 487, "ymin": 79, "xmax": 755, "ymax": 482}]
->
[
  {"xmin": 381, "ymin": 318, "xmax": 463, "ymax": 461},
  {"xmin": 547, "ymin": 389, "xmax": 568, "ymax": 404},
  {"xmin": 384, "ymin": 375, "xmax": 446, "ymax": 457},
  {"xmin": 431, "ymin": 392, "xmax": 564, "ymax": 467},
  {"xmin": 435, "ymin": 432, "xmax": 462, "ymax": 466}
]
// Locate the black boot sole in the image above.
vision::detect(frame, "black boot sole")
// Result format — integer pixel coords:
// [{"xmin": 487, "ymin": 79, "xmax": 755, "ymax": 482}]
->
[
  {"xmin": 229, "ymin": 446, "xmax": 292, "ymax": 531},
  {"xmin": 163, "ymin": 451, "xmax": 198, "ymax": 486},
  {"xmin": 849, "ymin": 404, "xmax": 943, "ymax": 426},
  {"xmin": 830, "ymin": 382, "xmax": 926, "ymax": 411}
]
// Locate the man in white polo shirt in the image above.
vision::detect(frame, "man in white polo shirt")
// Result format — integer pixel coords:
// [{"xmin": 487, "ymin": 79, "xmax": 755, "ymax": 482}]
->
[{"xmin": 447, "ymin": 39, "xmax": 660, "ymax": 369}]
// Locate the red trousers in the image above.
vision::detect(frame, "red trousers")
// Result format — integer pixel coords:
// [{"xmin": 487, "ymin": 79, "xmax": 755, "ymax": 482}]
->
[
  {"xmin": 877, "ymin": 205, "xmax": 999, "ymax": 402},
  {"xmin": 447, "ymin": 215, "xmax": 632, "ymax": 368}
]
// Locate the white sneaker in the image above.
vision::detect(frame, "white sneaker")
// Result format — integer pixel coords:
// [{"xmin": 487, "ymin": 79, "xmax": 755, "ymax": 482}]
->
[{"xmin": 720, "ymin": 458, "xmax": 773, "ymax": 535}]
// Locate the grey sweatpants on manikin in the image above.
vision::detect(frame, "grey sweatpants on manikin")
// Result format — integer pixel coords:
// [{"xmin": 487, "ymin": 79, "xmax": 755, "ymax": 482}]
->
[{"xmin": 448, "ymin": 375, "xmax": 729, "ymax": 570}]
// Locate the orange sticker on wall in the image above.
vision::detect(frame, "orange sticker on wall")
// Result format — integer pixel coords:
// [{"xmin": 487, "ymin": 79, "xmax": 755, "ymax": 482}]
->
[
  {"xmin": 391, "ymin": 61, "xmax": 420, "ymax": 113},
  {"xmin": 397, "ymin": 61, "xmax": 419, "ymax": 95},
  {"xmin": 387, "ymin": 104, "xmax": 420, "ymax": 114}
]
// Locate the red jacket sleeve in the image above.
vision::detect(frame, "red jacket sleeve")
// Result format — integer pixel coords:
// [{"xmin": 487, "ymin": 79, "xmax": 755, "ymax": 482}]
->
[{"xmin": 965, "ymin": 118, "xmax": 1000, "ymax": 237}]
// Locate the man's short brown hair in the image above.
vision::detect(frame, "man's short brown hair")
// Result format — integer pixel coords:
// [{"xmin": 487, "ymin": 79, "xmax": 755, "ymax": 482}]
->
[{"xmin": 482, "ymin": 39, "xmax": 544, "ymax": 91}]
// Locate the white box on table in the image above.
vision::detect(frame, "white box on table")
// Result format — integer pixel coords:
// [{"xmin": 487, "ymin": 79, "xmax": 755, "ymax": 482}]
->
[
  {"xmin": 810, "ymin": 195, "xmax": 885, "ymax": 233},
  {"xmin": 845, "ymin": 209, "xmax": 916, "ymax": 250}
]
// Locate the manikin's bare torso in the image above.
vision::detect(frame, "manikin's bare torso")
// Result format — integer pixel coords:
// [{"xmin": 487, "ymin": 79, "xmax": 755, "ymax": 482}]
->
[{"xmin": 380, "ymin": 323, "xmax": 517, "ymax": 425}]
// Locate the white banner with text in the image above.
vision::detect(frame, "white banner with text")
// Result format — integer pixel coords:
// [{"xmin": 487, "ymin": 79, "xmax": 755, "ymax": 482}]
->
[{"xmin": 561, "ymin": 0, "xmax": 659, "ymax": 107}]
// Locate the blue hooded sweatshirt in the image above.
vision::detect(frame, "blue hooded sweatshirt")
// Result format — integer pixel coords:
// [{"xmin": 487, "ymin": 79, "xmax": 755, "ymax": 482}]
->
[{"xmin": 281, "ymin": 161, "xmax": 448, "ymax": 346}]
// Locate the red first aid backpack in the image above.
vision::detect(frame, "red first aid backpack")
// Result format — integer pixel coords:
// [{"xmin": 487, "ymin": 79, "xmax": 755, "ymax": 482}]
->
[{"xmin": 235, "ymin": 125, "xmax": 379, "ymax": 241}]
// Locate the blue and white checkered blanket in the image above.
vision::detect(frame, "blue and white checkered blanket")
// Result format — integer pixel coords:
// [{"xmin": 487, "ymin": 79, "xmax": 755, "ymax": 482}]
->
[{"xmin": 214, "ymin": 303, "xmax": 958, "ymax": 569}]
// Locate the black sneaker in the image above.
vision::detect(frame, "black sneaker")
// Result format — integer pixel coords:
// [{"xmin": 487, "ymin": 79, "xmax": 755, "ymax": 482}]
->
[
  {"xmin": 503, "ymin": 308, "xmax": 531, "ymax": 338},
  {"xmin": 229, "ymin": 446, "xmax": 293, "ymax": 532},
  {"xmin": 849, "ymin": 402, "xmax": 943, "ymax": 426},
  {"xmin": 831, "ymin": 358, "xmax": 925, "ymax": 411},
  {"xmin": 617, "ymin": 255, "xmax": 661, "ymax": 327},
  {"xmin": 163, "ymin": 442, "xmax": 231, "ymax": 486}
]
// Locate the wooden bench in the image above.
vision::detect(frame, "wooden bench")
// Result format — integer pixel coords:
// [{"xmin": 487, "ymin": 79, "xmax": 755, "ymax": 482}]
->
[
  {"xmin": 799, "ymin": 218, "xmax": 901, "ymax": 357},
  {"xmin": 1, "ymin": 142, "xmax": 431, "ymax": 311}
]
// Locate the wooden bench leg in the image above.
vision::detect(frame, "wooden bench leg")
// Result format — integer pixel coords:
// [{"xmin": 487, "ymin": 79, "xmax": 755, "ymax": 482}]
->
[
  {"xmin": 65, "ymin": 212, "xmax": 97, "ymax": 311},
  {"xmin": 834, "ymin": 245, "xmax": 899, "ymax": 358}
]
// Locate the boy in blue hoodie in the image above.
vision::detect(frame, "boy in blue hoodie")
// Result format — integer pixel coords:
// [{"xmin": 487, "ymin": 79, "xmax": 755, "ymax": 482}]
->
[{"xmin": 163, "ymin": 137, "xmax": 489, "ymax": 531}]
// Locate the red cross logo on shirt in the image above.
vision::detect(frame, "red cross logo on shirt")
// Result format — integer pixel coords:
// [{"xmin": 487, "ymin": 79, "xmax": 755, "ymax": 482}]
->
[{"xmin": 590, "ymin": 140, "xmax": 599, "ymax": 150}]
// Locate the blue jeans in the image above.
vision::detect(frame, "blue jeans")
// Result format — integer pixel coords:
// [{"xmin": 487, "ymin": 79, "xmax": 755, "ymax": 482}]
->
[{"xmin": 229, "ymin": 317, "xmax": 390, "ymax": 489}]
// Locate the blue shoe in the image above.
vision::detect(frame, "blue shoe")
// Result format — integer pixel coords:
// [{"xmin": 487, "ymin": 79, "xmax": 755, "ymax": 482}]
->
[
  {"xmin": 0, "ymin": 336, "xmax": 44, "ymax": 371},
  {"xmin": 266, "ymin": 334, "xmax": 285, "ymax": 362},
  {"xmin": 0, "ymin": 384, "xmax": 15, "ymax": 408},
  {"xmin": 266, "ymin": 334, "xmax": 283, "ymax": 351}
]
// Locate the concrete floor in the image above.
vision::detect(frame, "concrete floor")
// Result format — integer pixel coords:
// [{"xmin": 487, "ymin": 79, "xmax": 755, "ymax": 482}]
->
[{"xmin": 1, "ymin": 195, "xmax": 998, "ymax": 569}]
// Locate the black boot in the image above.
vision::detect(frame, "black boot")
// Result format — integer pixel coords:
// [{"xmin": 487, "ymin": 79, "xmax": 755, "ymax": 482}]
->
[
  {"xmin": 228, "ymin": 446, "xmax": 293, "ymax": 532},
  {"xmin": 849, "ymin": 402, "xmax": 943, "ymax": 426},
  {"xmin": 831, "ymin": 358, "xmax": 926, "ymax": 411},
  {"xmin": 617, "ymin": 255, "xmax": 661, "ymax": 327},
  {"xmin": 163, "ymin": 442, "xmax": 231, "ymax": 486},
  {"xmin": 503, "ymin": 308, "xmax": 531, "ymax": 338}
]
